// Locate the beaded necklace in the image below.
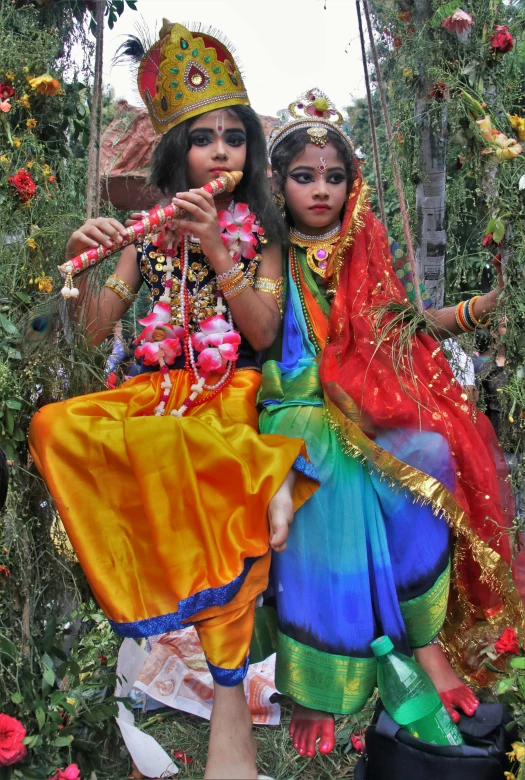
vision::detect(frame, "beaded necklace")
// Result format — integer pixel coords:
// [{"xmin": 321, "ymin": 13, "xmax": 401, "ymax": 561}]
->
[{"xmin": 290, "ymin": 246, "xmax": 322, "ymax": 354}]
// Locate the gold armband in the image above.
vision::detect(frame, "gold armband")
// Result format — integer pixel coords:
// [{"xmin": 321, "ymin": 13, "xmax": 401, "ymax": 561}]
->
[
  {"xmin": 104, "ymin": 274, "xmax": 137, "ymax": 305},
  {"xmin": 254, "ymin": 276, "xmax": 284, "ymax": 316}
]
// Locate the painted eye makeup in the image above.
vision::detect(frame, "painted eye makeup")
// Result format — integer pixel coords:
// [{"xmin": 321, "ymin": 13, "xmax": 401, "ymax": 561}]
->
[
  {"xmin": 289, "ymin": 170, "xmax": 315, "ymax": 184},
  {"xmin": 327, "ymin": 172, "xmax": 347, "ymax": 184},
  {"xmin": 189, "ymin": 130, "xmax": 213, "ymax": 147},
  {"xmin": 225, "ymin": 130, "xmax": 246, "ymax": 147}
]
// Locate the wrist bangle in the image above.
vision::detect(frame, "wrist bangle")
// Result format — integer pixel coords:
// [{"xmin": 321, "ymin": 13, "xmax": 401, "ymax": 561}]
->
[
  {"xmin": 222, "ymin": 276, "xmax": 249, "ymax": 300},
  {"xmin": 463, "ymin": 296, "xmax": 479, "ymax": 330},
  {"xmin": 468, "ymin": 295, "xmax": 491, "ymax": 328},
  {"xmin": 455, "ymin": 301, "xmax": 474, "ymax": 333}
]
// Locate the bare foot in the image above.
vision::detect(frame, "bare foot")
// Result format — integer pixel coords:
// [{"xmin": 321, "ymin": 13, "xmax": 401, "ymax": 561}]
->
[
  {"xmin": 204, "ymin": 683, "xmax": 257, "ymax": 779},
  {"xmin": 414, "ymin": 643, "xmax": 479, "ymax": 723},
  {"xmin": 268, "ymin": 469, "xmax": 296, "ymax": 552},
  {"xmin": 289, "ymin": 703, "xmax": 335, "ymax": 758}
]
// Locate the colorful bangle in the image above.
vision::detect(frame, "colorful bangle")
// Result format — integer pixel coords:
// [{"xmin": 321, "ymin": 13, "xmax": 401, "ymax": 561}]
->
[
  {"xmin": 468, "ymin": 296, "xmax": 491, "ymax": 328},
  {"xmin": 254, "ymin": 276, "xmax": 284, "ymax": 316},
  {"xmin": 455, "ymin": 301, "xmax": 474, "ymax": 333},
  {"xmin": 104, "ymin": 274, "xmax": 137, "ymax": 305},
  {"xmin": 463, "ymin": 297, "xmax": 478, "ymax": 330}
]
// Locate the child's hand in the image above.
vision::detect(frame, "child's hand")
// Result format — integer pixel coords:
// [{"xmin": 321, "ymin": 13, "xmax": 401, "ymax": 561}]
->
[
  {"xmin": 171, "ymin": 189, "xmax": 230, "ymax": 268},
  {"xmin": 65, "ymin": 217, "xmax": 128, "ymax": 260}
]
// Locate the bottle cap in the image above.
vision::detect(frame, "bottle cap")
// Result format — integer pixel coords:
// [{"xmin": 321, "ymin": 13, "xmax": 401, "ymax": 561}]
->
[{"xmin": 371, "ymin": 636, "xmax": 394, "ymax": 657}]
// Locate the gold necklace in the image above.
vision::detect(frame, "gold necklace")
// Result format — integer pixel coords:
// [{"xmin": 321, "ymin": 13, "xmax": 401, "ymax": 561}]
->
[{"xmin": 289, "ymin": 226, "xmax": 341, "ymax": 278}]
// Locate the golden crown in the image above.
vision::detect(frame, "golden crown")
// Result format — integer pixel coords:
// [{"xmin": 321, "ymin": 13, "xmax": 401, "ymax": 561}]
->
[
  {"xmin": 268, "ymin": 88, "xmax": 353, "ymax": 157},
  {"xmin": 138, "ymin": 22, "xmax": 250, "ymax": 135}
]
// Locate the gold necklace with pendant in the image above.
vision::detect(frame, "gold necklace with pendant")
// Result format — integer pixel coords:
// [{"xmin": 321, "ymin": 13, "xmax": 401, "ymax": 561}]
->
[{"xmin": 289, "ymin": 224, "xmax": 341, "ymax": 278}]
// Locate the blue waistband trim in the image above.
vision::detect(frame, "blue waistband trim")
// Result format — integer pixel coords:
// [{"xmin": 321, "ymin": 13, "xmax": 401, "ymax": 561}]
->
[
  {"xmin": 109, "ymin": 556, "xmax": 260, "ymax": 638},
  {"xmin": 207, "ymin": 655, "xmax": 250, "ymax": 687},
  {"xmin": 293, "ymin": 454, "xmax": 320, "ymax": 483}
]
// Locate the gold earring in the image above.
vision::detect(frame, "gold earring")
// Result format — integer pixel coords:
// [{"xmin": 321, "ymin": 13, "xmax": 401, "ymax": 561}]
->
[{"xmin": 273, "ymin": 192, "xmax": 286, "ymax": 218}]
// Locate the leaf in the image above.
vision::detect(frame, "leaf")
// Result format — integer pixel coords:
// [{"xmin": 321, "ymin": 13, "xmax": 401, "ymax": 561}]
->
[
  {"xmin": 4, "ymin": 409, "xmax": 14, "ymax": 435},
  {"xmin": 492, "ymin": 219, "xmax": 505, "ymax": 245},
  {"xmin": 497, "ymin": 677, "xmax": 516, "ymax": 695},
  {"xmin": 483, "ymin": 661, "xmax": 506, "ymax": 673},
  {"xmin": 35, "ymin": 707, "xmax": 46, "ymax": 730},
  {"xmin": 5, "ymin": 400, "xmax": 21, "ymax": 410},
  {"xmin": 511, "ymin": 657, "xmax": 525, "ymax": 669},
  {"xmin": 11, "ymin": 692, "xmax": 23, "ymax": 704},
  {"xmin": 0, "ymin": 312, "xmax": 18, "ymax": 335},
  {"xmin": 0, "ymin": 633, "xmax": 17, "ymax": 660},
  {"xmin": 6, "ymin": 348, "xmax": 21, "ymax": 360},
  {"xmin": 14, "ymin": 291, "xmax": 30, "ymax": 303},
  {"xmin": 43, "ymin": 667, "xmax": 55, "ymax": 687},
  {"xmin": 52, "ymin": 735, "xmax": 74, "ymax": 747}
]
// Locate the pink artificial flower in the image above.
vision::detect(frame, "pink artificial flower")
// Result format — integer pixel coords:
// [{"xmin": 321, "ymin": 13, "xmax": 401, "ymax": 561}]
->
[
  {"xmin": 191, "ymin": 315, "xmax": 241, "ymax": 373},
  {"xmin": 0, "ymin": 714, "xmax": 27, "ymax": 766},
  {"xmin": 135, "ymin": 302, "xmax": 184, "ymax": 345},
  {"xmin": 442, "ymin": 9, "xmax": 473, "ymax": 40},
  {"xmin": 135, "ymin": 338, "xmax": 182, "ymax": 366},
  {"xmin": 0, "ymin": 99, "xmax": 11, "ymax": 113},
  {"xmin": 490, "ymin": 25, "xmax": 514, "ymax": 54},
  {"xmin": 50, "ymin": 764, "xmax": 81, "ymax": 780},
  {"xmin": 217, "ymin": 203, "xmax": 263, "ymax": 261}
]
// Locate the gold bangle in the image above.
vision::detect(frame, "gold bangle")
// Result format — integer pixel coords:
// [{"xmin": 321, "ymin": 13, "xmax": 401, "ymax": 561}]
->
[
  {"xmin": 254, "ymin": 276, "xmax": 284, "ymax": 316},
  {"xmin": 222, "ymin": 276, "xmax": 249, "ymax": 300},
  {"xmin": 104, "ymin": 274, "xmax": 137, "ymax": 305},
  {"xmin": 218, "ymin": 271, "xmax": 245, "ymax": 294}
]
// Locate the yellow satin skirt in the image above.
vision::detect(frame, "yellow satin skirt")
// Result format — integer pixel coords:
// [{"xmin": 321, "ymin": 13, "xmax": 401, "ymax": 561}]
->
[{"xmin": 29, "ymin": 369, "xmax": 315, "ymax": 683}]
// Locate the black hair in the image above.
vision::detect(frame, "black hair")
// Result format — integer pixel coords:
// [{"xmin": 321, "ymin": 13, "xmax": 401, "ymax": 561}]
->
[
  {"xmin": 270, "ymin": 128, "xmax": 357, "ymax": 226},
  {"xmin": 149, "ymin": 104, "xmax": 285, "ymax": 245}
]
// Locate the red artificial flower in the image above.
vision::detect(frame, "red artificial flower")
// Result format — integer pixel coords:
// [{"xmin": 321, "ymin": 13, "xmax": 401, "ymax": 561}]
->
[
  {"xmin": 482, "ymin": 233, "xmax": 494, "ymax": 248},
  {"xmin": 50, "ymin": 763, "xmax": 81, "ymax": 780},
  {"xmin": 393, "ymin": 35, "xmax": 403, "ymax": 50},
  {"xmin": 397, "ymin": 11, "xmax": 411, "ymax": 23},
  {"xmin": 0, "ymin": 83, "xmax": 15, "ymax": 100},
  {"xmin": 8, "ymin": 169, "xmax": 36, "ymax": 203},
  {"xmin": 495, "ymin": 627, "xmax": 520, "ymax": 655},
  {"xmin": 0, "ymin": 566, "xmax": 9, "ymax": 579},
  {"xmin": 351, "ymin": 731, "xmax": 366, "ymax": 753},
  {"xmin": 490, "ymin": 25, "xmax": 514, "ymax": 54},
  {"xmin": 98, "ymin": 654, "xmax": 108, "ymax": 665},
  {"xmin": 105, "ymin": 373, "xmax": 117, "ymax": 390},
  {"xmin": 172, "ymin": 750, "xmax": 192, "ymax": 765},
  {"xmin": 0, "ymin": 714, "xmax": 27, "ymax": 767}
]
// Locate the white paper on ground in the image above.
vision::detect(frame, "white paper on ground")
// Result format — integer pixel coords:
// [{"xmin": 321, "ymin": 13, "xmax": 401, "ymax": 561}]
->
[
  {"xmin": 132, "ymin": 626, "xmax": 280, "ymax": 726},
  {"xmin": 115, "ymin": 639, "xmax": 178, "ymax": 778}
]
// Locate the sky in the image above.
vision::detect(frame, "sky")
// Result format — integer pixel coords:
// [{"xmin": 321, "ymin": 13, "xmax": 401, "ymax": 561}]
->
[{"xmin": 102, "ymin": 0, "xmax": 366, "ymax": 118}]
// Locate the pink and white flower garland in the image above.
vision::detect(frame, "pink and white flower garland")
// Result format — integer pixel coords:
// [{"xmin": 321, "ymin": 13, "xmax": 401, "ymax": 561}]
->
[{"xmin": 134, "ymin": 203, "xmax": 259, "ymax": 417}]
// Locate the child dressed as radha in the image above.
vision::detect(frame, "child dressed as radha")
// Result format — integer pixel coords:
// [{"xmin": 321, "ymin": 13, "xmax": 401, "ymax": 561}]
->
[
  {"xmin": 257, "ymin": 88, "xmax": 525, "ymax": 759},
  {"xmin": 29, "ymin": 25, "xmax": 318, "ymax": 780}
]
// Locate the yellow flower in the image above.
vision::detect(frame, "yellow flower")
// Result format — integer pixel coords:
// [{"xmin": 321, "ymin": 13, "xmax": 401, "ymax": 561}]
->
[
  {"xmin": 28, "ymin": 74, "xmax": 62, "ymax": 96},
  {"xmin": 0, "ymin": 155, "xmax": 9, "ymax": 163},
  {"xmin": 26, "ymin": 238, "xmax": 37, "ymax": 250},
  {"xmin": 23, "ymin": 66, "xmax": 29, "ymax": 74},
  {"xmin": 37, "ymin": 276, "xmax": 53, "ymax": 293},
  {"xmin": 477, "ymin": 115, "xmax": 522, "ymax": 161},
  {"xmin": 477, "ymin": 115, "xmax": 496, "ymax": 141},
  {"xmin": 19, "ymin": 93, "xmax": 30, "ymax": 110},
  {"xmin": 508, "ymin": 114, "xmax": 525, "ymax": 142},
  {"xmin": 403, "ymin": 68, "xmax": 413, "ymax": 78},
  {"xmin": 4, "ymin": 72, "xmax": 15, "ymax": 82},
  {"xmin": 26, "ymin": 118, "xmax": 37, "ymax": 129},
  {"xmin": 66, "ymin": 697, "xmax": 76, "ymax": 706},
  {"xmin": 42, "ymin": 164, "xmax": 52, "ymax": 177},
  {"xmin": 511, "ymin": 742, "xmax": 525, "ymax": 762},
  {"xmin": 13, "ymin": 137, "xmax": 21, "ymax": 148},
  {"xmin": 26, "ymin": 160, "xmax": 34, "ymax": 169}
]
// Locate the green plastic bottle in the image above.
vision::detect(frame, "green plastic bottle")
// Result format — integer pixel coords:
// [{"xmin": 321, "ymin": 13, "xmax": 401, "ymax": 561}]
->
[{"xmin": 371, "ymin": 635, "xmax": 464, "ymax": 746}]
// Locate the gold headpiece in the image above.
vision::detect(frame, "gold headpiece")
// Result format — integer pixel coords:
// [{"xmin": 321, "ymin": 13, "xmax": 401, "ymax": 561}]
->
[
  {"xmin": 268, "ymin": 88, "xmax": 353, "ymax": 158},
  {"xmin": 137, "ymin": 21, "xmax": 250, "ymax": 135}
]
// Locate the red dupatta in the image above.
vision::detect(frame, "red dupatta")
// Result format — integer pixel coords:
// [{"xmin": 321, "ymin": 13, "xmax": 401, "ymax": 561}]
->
[{"xmin": 319, "ymin": 172, "xmax": 525, "ymax": 674}]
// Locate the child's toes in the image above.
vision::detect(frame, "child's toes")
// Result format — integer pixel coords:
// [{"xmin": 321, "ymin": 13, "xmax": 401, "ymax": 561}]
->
[{"xmin": 269, "ymin": 514, "xmax": 289, "ymax": 552}]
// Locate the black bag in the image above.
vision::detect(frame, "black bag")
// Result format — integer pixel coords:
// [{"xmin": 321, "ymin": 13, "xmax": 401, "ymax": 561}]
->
[{"xmin": 354, "ymin": 702, "xmax": 518, "ymax": 780}]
